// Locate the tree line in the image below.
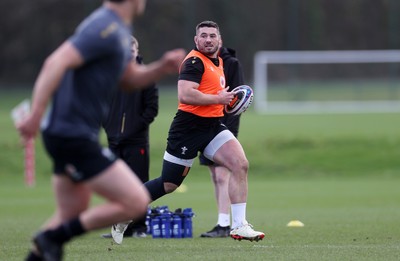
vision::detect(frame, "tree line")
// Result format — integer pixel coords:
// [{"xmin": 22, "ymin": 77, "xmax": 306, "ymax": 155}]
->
[{"xmin": 1, "ymin": 0, "xmax": 399, "ymax": 87}]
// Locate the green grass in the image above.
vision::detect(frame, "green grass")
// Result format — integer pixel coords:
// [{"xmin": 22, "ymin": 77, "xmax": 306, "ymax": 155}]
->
[
  {"xmin": 0, "ymin": 88, "xmax": 400, "ymax": 260},
  {"xmin": 1, "ymin": 178, "xmax": 399, "ymax": 260}
]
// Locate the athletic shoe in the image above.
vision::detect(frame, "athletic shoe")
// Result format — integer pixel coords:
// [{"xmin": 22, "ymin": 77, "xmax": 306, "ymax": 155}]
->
[
  {"xmin": 111, "ymin": 222, "xmax": 130, "ymax": 244},
  {"xmin": 101, "ymin": 233, "xmax": 112, "ymax": 239},
  {"xmin": 101, "ymin": 230, "xmax": 147, "ymax": 239},
  {"xmin": 102, "ymin": 225, "xmax": 147, "ymax": 239},
  {"xmin": 230, "ymin": 223, "xmax": 265, "ymax": 242},
  {"xmin": 131, "ymin": 231, "xmax": 147, "ymax": 238},
  {"xmin": 200, "ymin": 225, "xmax": 230, "ymax": 238},
  {"xmin": 33, "ymin": 232, "xmax": 63, "ymax": 261}
]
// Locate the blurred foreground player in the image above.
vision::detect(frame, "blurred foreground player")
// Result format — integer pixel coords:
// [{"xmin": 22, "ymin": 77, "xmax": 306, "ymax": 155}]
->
[
  {"xmin": 102, "ymin": 36, "xmax": 158, "ymax": 239},
  {"xmin": 17, "ymin": 0, "xmax": 185, "ymax": 260}
]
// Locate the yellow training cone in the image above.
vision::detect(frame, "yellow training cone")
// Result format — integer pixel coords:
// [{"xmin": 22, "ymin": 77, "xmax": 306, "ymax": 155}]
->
[
  {"xmin": 175, "ymin": 184, "xmax": 188, "ymax": 193},
  {"xmin": 287, "ymin": 220, "xmax": 305, "ymax": 227}
]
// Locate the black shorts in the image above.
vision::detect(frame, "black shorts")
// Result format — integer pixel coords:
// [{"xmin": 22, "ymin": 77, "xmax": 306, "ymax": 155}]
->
[
  {"xmin": 220, "ymin": 113, "xmax": 241, "ymax": 137},
  {"xmin": 109, "ymin": 142, "xmax": 149, "ymax": 183},
  {"xmin": 42, "ymin": 132, "xmax": 117, "ymax": 182},
  {"xmin": 199, "ymin": 113, "xmax": 241, "ymax": 166},
  {"xmin": 166, "ymin": 110, "xmax": 228, "ymax": 160}
]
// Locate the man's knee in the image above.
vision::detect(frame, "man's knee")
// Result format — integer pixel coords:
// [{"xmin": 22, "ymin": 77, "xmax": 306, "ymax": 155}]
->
[
  {"xmin": 163, "ymin": 182, "xmax": 178, "ymax": 193},
  {"xmin": 161, "ymin": 159, "xmax": 190, "ymax": 188},
  {"xmin": 219, "ymin": 154, "xmax": 249, "ymax": 175},
  {"xmin": 144, "ymin": 159, "xmax": 191, "ymax": 201},
  {"xmin": 237, "ymin": 157, "xmax": 249, "ymax": 173}
]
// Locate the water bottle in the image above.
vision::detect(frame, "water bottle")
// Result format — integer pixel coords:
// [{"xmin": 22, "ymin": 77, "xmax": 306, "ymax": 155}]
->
[
  {"xmin": 161, "ymin": 212, "xmax": 172, "ymax": 238},
  {"xmin": 182, "ymin": 208, "xmax": 194, "ymax": 238},
  {"xmin": 145, "ymin": 207, "xmax": 151, "ymax": 235},
  {"xmin": 172, "ymin": 214, "xmax": 182, "ymax": 238},
  {"xmin": 151, "ymin": 215, "xmax": 161, "ymax": 238}
]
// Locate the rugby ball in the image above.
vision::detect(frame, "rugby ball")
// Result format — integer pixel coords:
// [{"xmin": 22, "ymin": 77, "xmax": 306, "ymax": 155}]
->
[{"xmin": 224, "ymin": 85, "xmax": 254, "ymax": 116}]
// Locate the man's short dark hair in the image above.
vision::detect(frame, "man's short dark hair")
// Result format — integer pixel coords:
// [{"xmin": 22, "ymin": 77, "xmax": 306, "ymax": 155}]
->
[
  {"xmin": 196, "ymin": 21, "xmax": 220, "ymax": 34},
  {"xmin": 108, "ymin": 0, "xmax": 125, "ymax": 2}
]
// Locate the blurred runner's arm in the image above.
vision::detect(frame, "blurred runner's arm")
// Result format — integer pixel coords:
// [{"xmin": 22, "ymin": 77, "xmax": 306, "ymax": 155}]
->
[
  {"xmin": 120, "ymin": 48, "xmax": 186, "ymax": 90},
  {"xmin": 17, "ymin": 41, "xmax": 83, "ymax": 139}
]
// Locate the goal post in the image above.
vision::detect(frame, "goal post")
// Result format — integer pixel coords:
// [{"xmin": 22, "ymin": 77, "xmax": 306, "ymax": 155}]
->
[{"xmin": 253, "ymin": 50, "xmax": 400, "ymax": 114}]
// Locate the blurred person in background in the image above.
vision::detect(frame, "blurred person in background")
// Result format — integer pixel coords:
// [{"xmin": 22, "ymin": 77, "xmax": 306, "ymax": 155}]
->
[
  {"xmin": 17, "ymin": 0, "xmax": 185, "ymax": 260},
  {"xmin": 102, "ymin": 36, "xmax": 158, "ymax": 240}
]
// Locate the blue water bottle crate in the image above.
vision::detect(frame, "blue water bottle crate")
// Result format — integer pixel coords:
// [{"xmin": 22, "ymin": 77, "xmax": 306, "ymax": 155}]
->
[{"xmin": 148, "ymin": 206, "xmax": 194, "ymax": 239}]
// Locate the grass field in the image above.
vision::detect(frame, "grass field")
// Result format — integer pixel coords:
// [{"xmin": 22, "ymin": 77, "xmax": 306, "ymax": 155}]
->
[
  {"xmin": 268, "ymin": 79, "xmax": 400, "ymax": 101},
  {"xmin": 0, "ymin": 88, "xmax": 399, "ymax": 260}
]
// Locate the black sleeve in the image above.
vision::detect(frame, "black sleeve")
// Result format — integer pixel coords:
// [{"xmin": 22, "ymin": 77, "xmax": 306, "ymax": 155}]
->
[
  {"xmin": 137, "ymin": 56, "xmax": 159, "ymax": 125},
  {"xmin": 141, "ymin": 83, "xmax": 159, "ymax": 125},
  {"xmin": 224, "ymin": 58, "xmax": 245, "ymax": 91},
  {"xmin": 178, "ymin": 56, "xmax": 205, "ymax": 84}
]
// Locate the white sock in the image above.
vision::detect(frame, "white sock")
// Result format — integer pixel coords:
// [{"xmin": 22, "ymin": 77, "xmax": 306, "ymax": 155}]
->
[
  {"xmin": 231, "ymin": 203, "xmax": 247, "ymax": 229},
  {"xmin": 217, "ymin": 213, "xmax": 230, "ymax": 227}
]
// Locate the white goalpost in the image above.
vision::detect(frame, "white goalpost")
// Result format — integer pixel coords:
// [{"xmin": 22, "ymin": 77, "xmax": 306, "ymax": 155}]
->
[{"xmin": 253, "ymin": 50, "xmax": 400, "ymax": 114}]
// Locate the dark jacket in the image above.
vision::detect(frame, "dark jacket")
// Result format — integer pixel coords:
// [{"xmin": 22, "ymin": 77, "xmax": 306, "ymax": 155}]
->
[
  {"xmin": 218, "ymin": 47, "xmax": 245, "ymax": 137},
  {"xmin": 219, "ymin": 47, "xmax": 245, "ymax": 92},
  {"xmin": 103, "ymin": 56, "xmax": 159, "ymax": 146}
]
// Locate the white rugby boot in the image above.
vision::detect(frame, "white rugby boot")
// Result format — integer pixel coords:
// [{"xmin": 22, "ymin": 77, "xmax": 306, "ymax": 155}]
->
[
  {"xmin": 111, "ymin": 221, "xmax": 130, "ymax": 244},
  {"xmin": 230, "ymin": 223, "xmax": 265, "ymax": 242}
]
